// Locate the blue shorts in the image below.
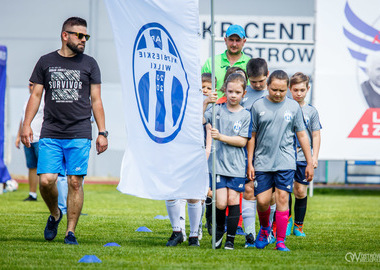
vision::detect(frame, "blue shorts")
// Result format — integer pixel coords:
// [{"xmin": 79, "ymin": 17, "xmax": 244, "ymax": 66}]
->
[
  {"xmin": 24, "ymin": 142, "xmax": 39, "ymax": 169},
  {"xmin": 37, "ymin": 138, "xmax": 91, "ymax": 176},
  {"xmin": 209, "ymin": 174, "xmax": 246, "ymax": 193},
  {"xmin": 254, "ymin": 170, "xmax": 295, "ymax": 196},
  {"xmin": 294, "ymin": 161, "xmax": 309, "ymax": 185}
]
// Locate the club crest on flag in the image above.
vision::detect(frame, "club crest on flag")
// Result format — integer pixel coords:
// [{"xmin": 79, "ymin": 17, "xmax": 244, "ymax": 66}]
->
[{"xmin": 132, "ymin": 22, "xmax": 189, "ymax": 144}]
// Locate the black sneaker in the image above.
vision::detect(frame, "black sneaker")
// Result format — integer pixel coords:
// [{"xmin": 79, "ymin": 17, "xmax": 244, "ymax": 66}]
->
[
  {"xmin": 188, "ymin": 237, "xmax": 200, "ymax": 247},
  {"xmin": 224, "ymin": 240, "xmax": 234, "ymax": 250},
  {"xmin": 166, "ymin": 231, "xmax": 183, "ymax": 247},
  {"xmin": 23, "ymin": 195, "xmax": 37, "ymax": 201},
  {"xmin": 64, "ymin": 231, "xmax": 78, "ymax": 245},
  {"xmin": 212, "ymin": 229, "xmax": 225, "ymax": 249},
  {"xmin": 245, "ymin": 233, "xmax": 256, "ymax": 248},
  {"xmin": 44, "ymin": 208, "xmax": 62, "ymax": 241}
]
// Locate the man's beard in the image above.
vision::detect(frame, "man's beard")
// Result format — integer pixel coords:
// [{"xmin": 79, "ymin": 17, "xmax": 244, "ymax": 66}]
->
[
  {"xmin": 67, "ymin": 41, "xmax": 85, "ymax": 54},
  {"xmin": 227, "ymin": 49, "xmax": 241, "ymax": 55}
]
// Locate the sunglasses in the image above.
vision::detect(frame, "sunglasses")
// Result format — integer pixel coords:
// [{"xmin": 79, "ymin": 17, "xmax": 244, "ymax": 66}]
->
[{"xmin": 66, "ymin": 31, "xmax": 90, "ymax": 41}]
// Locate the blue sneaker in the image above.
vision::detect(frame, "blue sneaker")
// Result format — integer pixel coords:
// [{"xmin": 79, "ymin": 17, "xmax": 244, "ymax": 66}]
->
[
  {"xmin": 236, "ymin": 226, "xmax": 245, "ymax": 235},
  {"xmin": 255, "ymin": 226, "xmax": 270, "ymax": 249},
  {"xmin": 286, "ymin": 216, "xmax": 293, "ymax": 236},
  {"xmin": 44, "ymin": 209, "xmax": 62, "ymax": 241},
  {"xmin": 293, "ymin": 224, "xmax": 306, "ymax": 237},
  {"xmin": 275, "ymin": 240, "xmax": 290, "ymax": 251},
  {"xmin": 64, "ymin": 231, "xmax": 78, "ymax": 245}
]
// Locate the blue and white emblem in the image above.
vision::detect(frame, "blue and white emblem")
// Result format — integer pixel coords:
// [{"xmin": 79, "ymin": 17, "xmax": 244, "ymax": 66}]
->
[
  {"xmin": 132, "ymin": 23, "xmax": 189, "ymax": 143},
  {"xmin": 284, "ymin": 110, "xmax": 292, "ymax": 122},
  {"xmin": 233, "ymin": 121, "xmax": 242, "ymax": 134}
]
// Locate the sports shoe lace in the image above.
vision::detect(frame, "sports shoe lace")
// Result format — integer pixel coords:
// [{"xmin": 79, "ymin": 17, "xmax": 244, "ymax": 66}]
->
[
  {"xmin": 47, "ymin": 216, "xmax": 56, "ymax": 229},
  {"xmin": 66, "ymin": 233, "xmax": 76, "ymax": 241},
  {"xmin": 258, "ymin": 228, "xmax": 269, "ymax": 241},
  {"xmin": 294, "ymin": 223, "xmax": 303, "ymax": 232},
  {"xmin": 276, "ymin": 240, "xmax": 286, "ymax": 249}
]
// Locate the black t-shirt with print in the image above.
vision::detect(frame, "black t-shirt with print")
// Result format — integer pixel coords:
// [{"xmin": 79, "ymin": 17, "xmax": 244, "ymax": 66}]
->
[{"xmin": 30, "ymin": 51, "xmax": 101, "ymax": 139}]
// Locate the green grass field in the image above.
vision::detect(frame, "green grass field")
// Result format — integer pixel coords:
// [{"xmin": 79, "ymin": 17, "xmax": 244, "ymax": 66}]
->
[{"xmin": 1, "ymin": 184, "xmax": 380, "ymax": 269}]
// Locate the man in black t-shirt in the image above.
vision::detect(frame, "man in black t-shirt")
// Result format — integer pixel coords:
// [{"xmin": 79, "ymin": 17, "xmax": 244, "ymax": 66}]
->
[{"xmin": 21, "ymin": 17, "xmax": 108, "ymax": 245}]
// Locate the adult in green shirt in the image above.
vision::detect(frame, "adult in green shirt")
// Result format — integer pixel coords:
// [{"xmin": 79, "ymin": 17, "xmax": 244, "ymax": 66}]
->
[{"xmin": 202, "ymin": 24, "xmax": 251, "ymax": 98}]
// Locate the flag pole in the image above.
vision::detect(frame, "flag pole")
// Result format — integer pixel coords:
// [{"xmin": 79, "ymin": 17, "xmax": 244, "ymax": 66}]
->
[{"xmin": 210, "ymin": 0, "xmax": 217, "ymax": 250}]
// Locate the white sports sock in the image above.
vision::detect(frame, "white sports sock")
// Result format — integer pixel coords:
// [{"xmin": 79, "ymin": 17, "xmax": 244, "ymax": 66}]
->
[
  {"xmin": 242, "ymin": 198, "xmax": 256, "ymax": 236},
  {"xmin": 179, "ymin": 199, "xmax": 187, "ymax": 235},
  {"xmin": 29, "ymin": 192, "xmax": 37, "ymax": 199},
  {"xmin": 270, "ymin": 203, "xmax": 276, "ymax": 224},
  {"xmin": 166, "ymin": 200, "xmax": 181, "ymax": 231},
  {"xmin": 188, "ymin": 201, "xmax": 202, "ymax": 237}
]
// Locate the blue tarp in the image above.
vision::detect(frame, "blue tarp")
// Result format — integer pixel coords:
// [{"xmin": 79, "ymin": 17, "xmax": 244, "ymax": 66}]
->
[{"xmin": 0, "ymin": 45, "xmax": 11, "ymax": 183}]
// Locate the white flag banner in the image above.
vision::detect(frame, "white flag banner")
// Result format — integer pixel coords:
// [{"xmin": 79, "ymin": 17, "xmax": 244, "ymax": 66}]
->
[
  {"xmin": 105, "ymin": 0, "xmax": 208, "ymax": 200},
  {"xmin": 314, "ymin": 0, "xmax": 380, "ymax": 160}
]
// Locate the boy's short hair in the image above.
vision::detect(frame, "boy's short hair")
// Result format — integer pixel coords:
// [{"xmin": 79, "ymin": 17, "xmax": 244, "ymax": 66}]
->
[
  {"xmin": 225, "ymin": 73, "xmax": 247, "ymax": 91},
  {"xmin": 201, "ymin": 73, "xmax": 217, "ymax": 85},
  {"xmin": 290, "ymin": 72, "xmax": 310, "ymax": 88},
  {"xmin": 246, "ymin": 58, "xmax": 268, "ymax": 78},
  {"xmin": 267, "ymin": 70, "xmax": 289, "ymax": 86}
]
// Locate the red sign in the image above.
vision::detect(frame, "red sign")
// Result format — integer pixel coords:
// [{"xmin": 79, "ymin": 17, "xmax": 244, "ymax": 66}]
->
[
  {"xmin": 348, "ymin": 108, "xmax": 380, "ymax": 138},
  {"xmin": 372, "ymin": 33, "xmax": 380, "ymax": 44}
]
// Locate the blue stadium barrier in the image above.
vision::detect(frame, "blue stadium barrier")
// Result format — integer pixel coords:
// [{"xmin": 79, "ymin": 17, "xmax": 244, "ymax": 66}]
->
[{"xmin": 344, "ymin": 160, "xmax": 380, "ymax": 184}]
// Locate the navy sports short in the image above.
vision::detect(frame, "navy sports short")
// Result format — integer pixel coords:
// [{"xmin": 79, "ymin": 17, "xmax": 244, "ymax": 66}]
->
[
  {"xmin": 294, "ymin": 161, "xmax": 309, "ymax": 185},
  {"xmin": 209, "ymin": 174, "xmax": 246, "ymax": 193},
  {"xmin": 254, "ymin": 170, "xmax": 295, "ymax": 196}
]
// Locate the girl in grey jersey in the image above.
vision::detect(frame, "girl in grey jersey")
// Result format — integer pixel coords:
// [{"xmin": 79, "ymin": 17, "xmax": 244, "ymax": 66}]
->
[
  {"xmin": 247, "ymin": 70, "xmax": 314, "ymax": 252},
  {"xmin": 203, "ymin": 73, "xmax": 251, "ymax": 250}
]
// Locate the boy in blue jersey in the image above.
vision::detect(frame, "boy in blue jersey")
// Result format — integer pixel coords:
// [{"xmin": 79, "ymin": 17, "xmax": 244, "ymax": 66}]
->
[
  {"xmin": 288, "ymin": 72, "xmax": 321, "ymax": 237},
  {"xmin": 247, "ymin": 70, "xmax": 314, "ymax": 251},
  {"xmin": 241, "ymin": 58, "xmax": 269, "ymax": 248},
  {"xmin": 203, "ymin": 73, "xmax": 251, "ymax": 250}
]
